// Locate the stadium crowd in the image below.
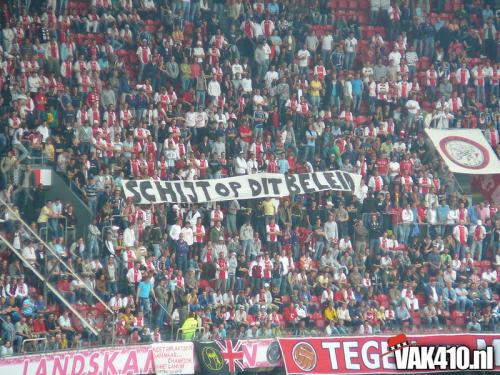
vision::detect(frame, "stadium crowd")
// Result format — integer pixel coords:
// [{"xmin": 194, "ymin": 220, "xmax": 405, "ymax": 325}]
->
[{"xmin": 0, "ymin": 0, "xmax": 499, "ymax": 355}]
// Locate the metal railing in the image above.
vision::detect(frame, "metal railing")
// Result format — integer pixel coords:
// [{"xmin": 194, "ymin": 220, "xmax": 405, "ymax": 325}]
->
[
  {"xmin": 0, "ymin": 198, "xmax": 115, "ymax": 316},
  {"xmin": 176, "ymin": 326, "xmax": 206, "ymax": 341},
  {"xmin": 21, "ymin": 337, "xmax": 48, "ymax": 353},
  {"xmin": 0, "ymin": 232, "xmax": 99, "ymax": 336}
]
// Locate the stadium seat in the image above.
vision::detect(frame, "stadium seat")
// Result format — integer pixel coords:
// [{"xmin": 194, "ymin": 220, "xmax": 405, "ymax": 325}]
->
[
  {"xmin": 315, "ymin": 319, "xmax": 326, "ymax": 329},
  {"xmin": 410, "ymin": 311, "xmax": 421, "ymax": 327},
  {"xmin": 452, "ymin": 311, "xmax": 466, "ymax": 326}
]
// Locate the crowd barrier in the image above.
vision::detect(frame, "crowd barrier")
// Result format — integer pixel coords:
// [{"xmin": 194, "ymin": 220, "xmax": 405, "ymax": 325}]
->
[{"xmin": 0, "ymin": 334, "xmax": 498, "ymax": 375}]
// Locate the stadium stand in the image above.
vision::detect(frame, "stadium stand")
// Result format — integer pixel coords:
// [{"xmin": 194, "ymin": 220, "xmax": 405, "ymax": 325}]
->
[{"xmin": 0, "ymin": 0, "xmax": 498, "ymax": 356}]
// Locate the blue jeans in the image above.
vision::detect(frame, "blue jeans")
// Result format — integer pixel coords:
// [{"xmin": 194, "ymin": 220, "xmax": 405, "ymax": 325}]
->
[
  {"xmin": 470, "ymin": 240, "xmax": 483, "ymax": 260},
  {"xmin": 108, "ymin": 281, "xmax": 118, "ymax": 295},
  {"xmin": 213, "ymin": 2, "xmax": 224, "ymax": 16},
  {"xmin": 398, "ymin": 224, "xmax": 411, "ymax": 244},
  {"xmin": 138, "ymin": 297, "xmax": 152, "ymax": 317},
  {"xmin": 330, "ymin": 96, "xmax": 340, "ymax": 110},
  {"xmin": 369, "ymin": 238, "xmax": 379, "ymax": 252},
  {"xmin": 476, "ymin": 85, "xmax": 485, "ymax": 103},
  {"xmin": 86, "ymin": 238, "xmax": 99, "ymax": 259},
  {"xmin": 310, "ymin": 95, "xmax": 320, "ymax": 111},
  {"xmin": 228, "ymin": 274, "xmax": 235, "ymax": 292},
  {"xmin": 176, "ymin": 254, "xmax": 188, "ymax": 273},
  {"xmin": 236, "ymin": 277, "xmax": 245, "ymax": 293},
  {"xmin": 0, "ymin": 134, "xmax": 7, "ymax": 155},
  {"xmin": 345, "ymin": 52, "xmax": 355, "ymax": 70},
  {"xmin": 424, "ymin": 37, "xmax": 434, "ymax": 58},
  {"xmin": 181, "ymin": 76, "xmax": 191, "ymax": 91},
  {"xmin": 87, "ymin": 197, "xmax": 97, "ymax": 217},
  {"xmin": 353, "ymin": 94, "xmax": 362, "ymax": 113},
  {"xmin": 242, "ymin": 239, "xmax": 253, "ymax": 259},
  {"xmin": 48, "ymin": 218, "xmax": 59, "ymax": 238},
  {"xmin": 13, "ymin": 142, "xmax": 29, "ymax": 162},
  {"xmin": 182, "ymin": 1, "xmax": 191, "ymax": 21},
  {"xmin": 190, "ymin": 2, "xmax": 200, "ymax": 20},
  {"xmin": 456, "ymin": 296, "xmax": 472, "ymax": 312},
  {"xmin": 156, "ymin": 304, "xmax": 167, "ymax": 328},
  {"xmin": 304, "ymin": 145, "xmax": 315, "ymax": 162},
  {"xmin": 196, "ymin": 90, "xmax": 206, "ymax": 108},
  {"xmin": 152, "ymin": 243, "xmax": 161, "ymax": 259},
  {"xmin": 227, "ymin": 213, "xmax": 237, "ymax": 236},
  {"xmin": 314, "ymin": 241, "xmax": 325, "ymax": 261}
]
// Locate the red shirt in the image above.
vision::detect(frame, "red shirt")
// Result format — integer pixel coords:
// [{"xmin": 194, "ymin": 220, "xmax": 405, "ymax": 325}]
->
[
  {"xmin": 284, "ymin": 307, "xmax": 298, "ymax": 322},
  {"xmin": 33, "ymin": 320, "xmax": 46, "ymax": 333},
  {"xmin": 35, "ymin": 93, "xmax": 47, "ymax": 112}
]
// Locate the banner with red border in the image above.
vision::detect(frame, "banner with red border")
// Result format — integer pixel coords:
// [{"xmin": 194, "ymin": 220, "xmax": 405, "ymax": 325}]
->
[
  {"xmin": 425, "ymin": 129, "xmax": 500, "ymax": 174},
  {"xmin": 277, "ymin": 334, "xmax": 500, "ymax": 375}
]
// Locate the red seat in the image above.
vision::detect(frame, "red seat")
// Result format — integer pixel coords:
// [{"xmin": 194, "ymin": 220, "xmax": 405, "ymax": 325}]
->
[
  {"xmin": 348, "ymin": 0, "xmax": 358, "ymax": 10},
  {"xmin": 338, "ymin": 0, "xmax": 348, "ymax": 9},
  {"xmin": 311, "ymin": 311, "xmax": 322, "ymax": 321},
  {"xmin": 359, "ymin": 0, "xmax": 370, "ymax": 9},
  {"xmin": 410, "ymin": 311, "xmax": 421, "ymax": 327},
  {"xmin": 452, "ymin": 312, "xmax": 466, "ymax": 326},
  {"xmin": 116, "ymin": 49, "xmax": 128, "ymax": 57},
  {"xmin": 355, "ymin": 115, "xmax": 368, "ymax": 125},
  {"xmin": 358, "ymin": 13, "xmax": 368, "ymax": 25},
  {"xmin": 315, "ymin": 319, "xmax": 326, "ymax": 329},
  {"xmin": 199, "ymin": 279, "xmax": 210, "ymax": 289},
  {"xmin": 481, "ymin": 260, "xmax": 492, "ymax": 270},
  {"xmin": 415, "ymin": 293, "xmax": 425, "ymax": 307}
]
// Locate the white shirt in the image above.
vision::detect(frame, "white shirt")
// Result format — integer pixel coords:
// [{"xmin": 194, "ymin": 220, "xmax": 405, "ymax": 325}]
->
[
  {"xmin": 234, "ymin": 156, "xmax": 248, "ymax": 175},
  {"xmin": 185, "ymin": 111, "xmax": 196, "ymax": 128},
  {"xmin": 58, "ymin": 315, "xmax": 72, "ymax": 329},
  {"xmin": 123, "ymin": 227, "xmax": 136, "ymax": 247},
  {"xmin": 344, "ymin": 37, "xmax": 357, "ymax": 53},
  {"xmin": 321, "ymin": 34, "xmax": 334, "ymax": 51},
  {"xmin": 297, "ymin": 49, "xmax": 310, "ymax": 67},
  {"xmin": 169, "ymin": 224, "xmax": 182, "ymax": 241},
  {"xmin": 324, "ymin": 221, "xmax": 338, "ymax": 242},
  {"xmin": 402, "ymin": 209, "xmax": 414, "ymax": 224},
  {"xmin": 207, "ymin": 80, "xmax": 221, "ymax": 97},
  {"xmin": 181, "ymin": 226, "xmax": 194, "ymax": 246},
  {"xmin": 406, "ymin": 99, "xmax": 420, "ymax": 114},
  {"xmin": 388, "ymin": 50, "xmax": 402, "ymax": 65},
  {"xmin": 22, "ymin": 245, "xmax": 37, "ymax": 263}
]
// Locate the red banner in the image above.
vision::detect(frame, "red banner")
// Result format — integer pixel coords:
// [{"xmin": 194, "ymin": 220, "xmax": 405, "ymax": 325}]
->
[
  {"xmin": 471, "ymin": 174, "xmax": 500, "ymax": 205},
  {"xmin": 278, "ymin": 334, "xmax": 500, "ymax": 375}
]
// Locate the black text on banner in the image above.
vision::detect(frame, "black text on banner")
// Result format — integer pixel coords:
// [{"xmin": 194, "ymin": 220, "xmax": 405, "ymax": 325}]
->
[{"xmin": 122, "ymin": 171, "xmax": 361, "ymax": 204}]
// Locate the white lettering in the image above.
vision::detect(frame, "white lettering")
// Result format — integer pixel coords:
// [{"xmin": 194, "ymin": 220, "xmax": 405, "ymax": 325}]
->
[
  {"xmin": 477, "ymin": 338, "xmax": 500, "ymax": 366},
  {"xmin": 420, "ymin": 347, "xmax": 436, "ymax": 370},
  {"xmin": 381, "ymin": 342, "xmax": 397, "ymax": 369},
  {"xmin": 433, "ymin": 346, "xmax": 447, "ymax": 369},
  {"xmin": 394, "ymin": 347, "xmax": 410, "ymax": 370},
  {"xmin": 406, "ymin": 347, "xmax": 422, "ymax": 370},
  {"xmin": 343, "ymin": 341, "xmax": 361, "ymax": 370},
  {"xmin": 361, "ymin": 340, "xmax": 380, "ymax": 370},
  {"xmin": 321, "ymin": 342, "xmax": 341, "ymax": 370}
]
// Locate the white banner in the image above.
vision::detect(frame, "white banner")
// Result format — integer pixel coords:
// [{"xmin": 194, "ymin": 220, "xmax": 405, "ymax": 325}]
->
[
  {"xmin": 122, "ymin": 171, "xmax": 362, "ymax": 204},
  {"xmin": 425, "ymin": 129, "xmax": 500, "ymax": 174},
  {"xmin": 0, "ymin": 342, "xmax": 195, "ymax": 375},
  {"xmin": 152, "ymin": 342, "xmax": 194, "ymax": 375}
]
